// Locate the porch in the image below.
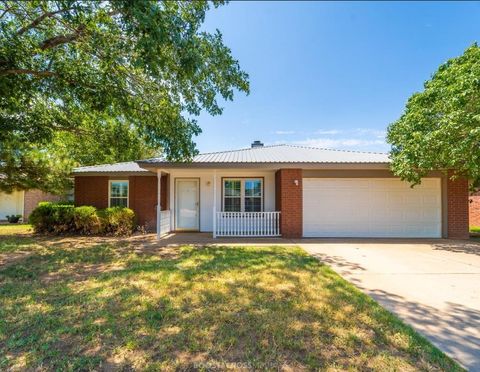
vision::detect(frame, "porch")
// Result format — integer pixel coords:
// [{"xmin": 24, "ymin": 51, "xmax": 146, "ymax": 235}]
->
[
  {"xmin": 154, "ymin": 168, "xmax": 298, "ymax": 239},
  {"xmin": 158, "ymin": 209, "xmax": 281, "ymax": 238}
]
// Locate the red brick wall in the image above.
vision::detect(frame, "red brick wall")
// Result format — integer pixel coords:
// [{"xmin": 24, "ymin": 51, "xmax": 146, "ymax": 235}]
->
[
  {"xmin": 469, "ymin": 195, "xmax": 480, "ymax": 227},
  {"xmin": 24, "ymin": 190, "xmax": 63, "ymax": 220},
  {"xmin": 447, "ymin": 175, "xmax": 469, "ymax": 239},
  {"xmin": 129, "ymin": 175, "xmax": 167, "ymax": 231},
  {"xmin": 276, "ymin": 169, "xmax": 303, "ymax": 238},
  {"xmin": 74, "ymin": 175, "xmax": 167, "ymax": 232},
  {"xmin": 74, "ymin": 176, "xmax": 109, "ymax": 209}
]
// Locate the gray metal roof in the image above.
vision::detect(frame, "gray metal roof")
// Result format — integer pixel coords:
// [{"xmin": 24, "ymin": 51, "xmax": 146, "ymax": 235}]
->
[
  {"xmin": 139, "ymin": 144, "xmax": 390, "ymax": 165},
  {"xmin": 73, "ymin": 145, "xmax": 390, "ymax": 175},
  {"xmin": 73, "ymin": 161, "xmax": 150, "ymax": 174}
]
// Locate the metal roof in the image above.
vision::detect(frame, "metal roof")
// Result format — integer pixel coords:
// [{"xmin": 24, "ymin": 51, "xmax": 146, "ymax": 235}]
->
[
  {"xmin": 139, "ymin": 144, "xmax": 390, "ymax": 165},
  {"xmin": 73, "ymin": 145, "xmax": 391, "ymax": 174},
  {"xmin": 73, "ymin": 161, "xmax": 150, "ymax": 174}
]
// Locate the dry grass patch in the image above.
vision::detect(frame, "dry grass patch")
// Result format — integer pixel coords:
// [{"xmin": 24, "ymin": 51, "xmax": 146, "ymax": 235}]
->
[
  {"xmin": 0, "ymin": 224, "xmax": 32, "ymax": 236},
  {"xmin": 0, "ymin": 233, "xmax": 461, "ymax": 371}
]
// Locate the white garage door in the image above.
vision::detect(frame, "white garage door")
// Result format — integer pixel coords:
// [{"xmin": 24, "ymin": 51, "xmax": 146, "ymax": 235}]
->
[
  {"xmin": 303, "ymin": 178, "xmax": 442, "ymax": 238},
  {"xmin": 0, "ymin": 191, "xmax": 24, "ymax": 220}
]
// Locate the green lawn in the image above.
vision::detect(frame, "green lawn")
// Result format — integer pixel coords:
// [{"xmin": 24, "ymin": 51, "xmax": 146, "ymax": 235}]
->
[
  {"xmin": 470, "ymin": 226, "xmax": 480, "ymax": 234},
  {"xmin": 0, "ymin": 228, "xmax": 461, "ymax": 371}
]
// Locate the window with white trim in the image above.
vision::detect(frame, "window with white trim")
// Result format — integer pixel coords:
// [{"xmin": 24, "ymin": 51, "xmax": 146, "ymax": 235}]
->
[
  {"xmin": 109, "ymin": 180, "xmax": 129, "ymax": 207},
  {"xmin": 223, "ymin": 179, "xmax": 263, "ymax": 212}
]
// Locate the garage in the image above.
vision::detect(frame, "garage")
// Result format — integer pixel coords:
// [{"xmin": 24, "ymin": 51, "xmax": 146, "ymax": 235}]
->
[
  {"xmin": 0, "ymin": 191, "xmax": 24, "ymax": 220},
  {"xmin": 303, "ymin": 178, "xmax": 442, "ymax": 238}
]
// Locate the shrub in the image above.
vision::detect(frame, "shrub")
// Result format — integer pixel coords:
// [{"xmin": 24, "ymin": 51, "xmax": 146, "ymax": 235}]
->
[
  {"xmin": 98, "ymin": 207, "xmax": 136, "ymax": 236},
  {"xmin": 6, "ymin": 214, "xmax": 22, "ymax": 223},
  {"xmin": 29, "ymin": 202, "xmax": 75, "ymax": 233},
  {"xmin": 30, "ymin": 203, "xmax": 136, "ymax": 236},
  {"xmin": 73, "ymin": 206, "xmax": 101, "ymax": 234}
]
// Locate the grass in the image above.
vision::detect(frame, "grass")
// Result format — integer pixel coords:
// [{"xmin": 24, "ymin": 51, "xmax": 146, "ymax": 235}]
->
[
  {"xmin": 469, "ymin": 226, "xmax": 480, "ymax": 242},
  {"xmin": 0, "ymin": 223, "xmax": 32, "ymax": 236},
  {"xmin": 0, "ymin": 232, "xmax": 461, "ymax": 371}
]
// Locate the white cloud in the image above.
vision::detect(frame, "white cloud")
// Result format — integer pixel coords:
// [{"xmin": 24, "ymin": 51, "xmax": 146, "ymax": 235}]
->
[
  {"xmin": 353, "ymin": 128, "xmax": 386, "ymax": 139},
  {"xmin": 313, "ymin": 128, "xmax": 386, "ymax": 138},
  {"xmin": 274, "ymin": 130, "xmax": 296, "ymax": 135},
  {"xmin": 270, "ymin": 127, "xmax": 389, "ymax": 152},
  {"xmin": 294, "ymin": 137, "xmax": 386, "ymax": 149},
  {"xmin": 314, "ymin": 129, "xmax": 342, "ymax": 135}
]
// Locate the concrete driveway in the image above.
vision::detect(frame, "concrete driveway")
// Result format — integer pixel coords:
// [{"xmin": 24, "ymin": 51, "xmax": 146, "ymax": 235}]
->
[{"xmin": 300, "ymin": 239, "xmax": 480, "ymax": 371}]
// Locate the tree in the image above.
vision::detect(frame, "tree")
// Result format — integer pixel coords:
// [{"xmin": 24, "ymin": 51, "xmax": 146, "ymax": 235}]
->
[
  {"xmin": 0, "ymin": 0, "xmax": 249, "ymax": 193},
  {"xmin": 387, "ymin": 44, "xmax": 480, "ymax": 187}
]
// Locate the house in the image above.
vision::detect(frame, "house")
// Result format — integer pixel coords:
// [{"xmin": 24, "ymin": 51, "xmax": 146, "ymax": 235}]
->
[
  {"xmin": 72, "ymin": 142, "xmax": 469, "ymax": 239},
  {"xmin": 0, "ymin": 189, "xmax": 63, "ymax": 221}
]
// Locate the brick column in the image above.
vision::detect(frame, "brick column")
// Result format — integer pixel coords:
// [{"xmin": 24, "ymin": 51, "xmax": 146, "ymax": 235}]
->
[
  {"xmin": 447, "ymin": 174, "xmax": 469, "ymax": 239},
  {"xmin": 275, "ymin": 169, "xmax": 303, "ymax": 238}
]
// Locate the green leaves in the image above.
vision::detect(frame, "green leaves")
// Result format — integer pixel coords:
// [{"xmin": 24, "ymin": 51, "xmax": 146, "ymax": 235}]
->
[
  {"xmin": 387, "ymin": 44, "xmax": 480, "ymax": 186},
  {"xmin": 0, "ymin": 0, "xmax": 249, "ymax": 193}
]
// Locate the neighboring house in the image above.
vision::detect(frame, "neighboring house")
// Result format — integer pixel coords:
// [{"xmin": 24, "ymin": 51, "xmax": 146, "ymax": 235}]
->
[
  {"xmin": 0, "ymin": 189, "xmax": 62, "ymax": 221},
  {"xmin": 72, "ymin": 142, "xmax": 470, "ymax": 239},
  {"xmin": 469, "ymin": 190, "xmax": 480, "ymax": 227}
]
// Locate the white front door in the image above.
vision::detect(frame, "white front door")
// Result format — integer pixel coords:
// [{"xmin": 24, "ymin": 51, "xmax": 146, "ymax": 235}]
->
[{"xmin": 175, "ymin": 179, "xmax": 200, "ymax": 230}]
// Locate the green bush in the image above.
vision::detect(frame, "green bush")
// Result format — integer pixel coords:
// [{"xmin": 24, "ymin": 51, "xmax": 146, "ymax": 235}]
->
[
  {"xmin": 30, "ymin": 203, "xmax": 135, "ymax": 236},
  {"xmin": 98, "ymin": 207, "xmax": 136, "ymax": 236},
  {"xmin": 29, "ymin": 202, "xmax": 75, "ymax": 233},
  {"xmin": 73, "ymin": 206, "xmax": 101, "ymax": 234}
]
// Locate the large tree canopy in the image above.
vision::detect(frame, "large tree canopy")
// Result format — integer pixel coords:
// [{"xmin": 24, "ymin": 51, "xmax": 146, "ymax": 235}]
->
[
  {"xmin": 0, "ymin": 0, "xmax": 249, "ymax": 193},
  {"xmin": 387, "ymin": 44, "xmax": 480, "ymax": 186}
]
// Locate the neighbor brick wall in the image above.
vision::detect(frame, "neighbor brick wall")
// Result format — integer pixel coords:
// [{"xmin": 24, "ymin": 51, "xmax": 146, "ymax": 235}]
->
[
  {"xmin": 469, "ymin": 194, "xmax": 480, "ymax": 227},
  {"xmin": 275, "ymin": 169, "xmax": 302, "ymax": 238},
  {"xmin": 74, "ymin": 176, "xmax": 109, "ymax": 209},
  {"xmin": 24, "ymin": 189, "xmax": 63, "ymax": 220},
  {"xmin": 447, "ymin": 174, "xmax": 469, "ymax": 239}
]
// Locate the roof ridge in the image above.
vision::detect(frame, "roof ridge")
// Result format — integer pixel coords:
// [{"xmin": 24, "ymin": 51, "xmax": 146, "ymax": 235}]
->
[
  {"xmin": 280, "ymin": 144, "xmax": 389, "ymax": 155},
  {"xmin": 194, "ymin": 143, "xmax": 285, "ymax": 157},
  {"xmin": 139, "ymin": 144, "xmax": 388, "ymax": 162}
]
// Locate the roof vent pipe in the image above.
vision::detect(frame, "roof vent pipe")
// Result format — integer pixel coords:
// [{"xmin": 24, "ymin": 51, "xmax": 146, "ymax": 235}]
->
[{"xmin": 251, "ymin": 140, "xmax": 264, "ymax": 148}]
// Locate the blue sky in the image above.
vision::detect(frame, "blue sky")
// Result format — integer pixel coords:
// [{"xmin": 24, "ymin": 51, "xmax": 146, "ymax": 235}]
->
[{"xmin": 195, "ymin": 1, "xmax": 480, "ymax": 154}]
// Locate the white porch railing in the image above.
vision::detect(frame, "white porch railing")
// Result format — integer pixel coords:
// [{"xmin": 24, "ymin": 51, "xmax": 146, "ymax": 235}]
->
[
  {"xmin": 159, "ymin": 209, "xmax": 171, "ymax": 237},
  {"xmin": 215, "ymin": 211, "xmax": 281, "ymax": 237}
]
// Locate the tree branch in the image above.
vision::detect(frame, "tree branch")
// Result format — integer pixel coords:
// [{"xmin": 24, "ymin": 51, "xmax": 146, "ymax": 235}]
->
[
  {"xmin": 16, "ymin": 7, "xmax": 74, "ymax": 36},
  {"xmin": 40, "ymin": 24, "xmax": 86, "ymax": 50},
  {"xmin": 0, "ymin": 69, "xmax": 55, "ymax": 77}
]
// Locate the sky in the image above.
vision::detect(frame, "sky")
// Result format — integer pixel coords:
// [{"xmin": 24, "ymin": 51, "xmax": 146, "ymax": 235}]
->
[{"xmin": 195, "ymin": 1, "xmax": 480, "ymax": 154}]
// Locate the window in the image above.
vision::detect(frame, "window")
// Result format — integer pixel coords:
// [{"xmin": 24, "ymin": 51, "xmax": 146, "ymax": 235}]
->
[
  {"xmin": 223, "ymin": 179, "xmax": 263, "ymax": 212},
  {"xmin": 109, "ymin": 180, "xmax": 129, "ymax": 207}
]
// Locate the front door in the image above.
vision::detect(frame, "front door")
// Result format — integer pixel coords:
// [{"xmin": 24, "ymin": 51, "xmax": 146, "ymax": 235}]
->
[{"xmin": 175, "ymin": 179, "xmax": 200, "ymax": 230}]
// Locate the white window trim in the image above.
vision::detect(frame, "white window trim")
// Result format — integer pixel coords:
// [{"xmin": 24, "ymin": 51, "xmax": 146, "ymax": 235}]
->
[
  {"xmin": 108, "ymin": 180, "xmax": 129, "ymax": 208},
  {"xmin": 222, "ymin": 178, "xmax": 263, "ymax": 212}
]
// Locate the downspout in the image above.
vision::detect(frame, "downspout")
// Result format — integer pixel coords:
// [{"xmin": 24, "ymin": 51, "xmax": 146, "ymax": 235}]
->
[
  {"xmin": 213, "ymin": 170, "xmax": 217, "ymax": 238},
  {"xmin": 156, "ymin": 169, "xmax": 161, "ymax": 240}
]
